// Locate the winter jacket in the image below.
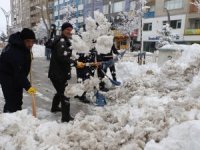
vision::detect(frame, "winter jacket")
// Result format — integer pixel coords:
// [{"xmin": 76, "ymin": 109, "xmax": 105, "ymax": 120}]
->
[
  {"xmin": 0, "ymin": 32, "xmax": 31, "ymax": 90},
  {"xmin": 48, "ymin": 35, "xmax": 75, "ymax": 82},
  {"xmin": 100, "ymin": 45, "xmax": 120, "ymax": 61}
]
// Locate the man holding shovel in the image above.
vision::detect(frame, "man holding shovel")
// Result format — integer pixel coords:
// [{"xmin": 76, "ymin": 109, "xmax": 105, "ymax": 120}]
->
[{"xmin": 0, "ymin": 28, "xmax": 37, "ymax": 113}]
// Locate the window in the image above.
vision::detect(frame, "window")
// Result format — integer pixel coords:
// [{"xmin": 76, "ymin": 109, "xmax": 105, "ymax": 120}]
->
[
  {"xmin": 79, "ymin": 10, "xmax": 83, "ymax": 16},
  {"xmin": 113, "ymin": 1, "xmax": 125, "ymax": 13},
  {"xmin": 55, "ymin": 16, "xmax": 58, "ymax": 20},
  {"xmin": 189, "ymin": 19, "xmax": 200, "ymax": 29},
  {"xmin": 130, "ymin": 1, "xmax": 136, "ymax": 11},
  {"xmin": 149, "ymin": 5, "xmax": 155, "ymax": 12},
  {"xmin": 87, "ymin": 10, "xmax": 93, "ymax": 17},
  {"xmin": 163, "ymin": 20, "xmax": 182, "ymax": 29},
  {"xmin": 164, "ymin": 0, "xmax": 183, "ymax": 10},
  {"xmin": 79, "ymin": 0, "xmax": 83, "ymax": 4},
  {"xmin": 143, "ymin": 23, "xmax": 152, "ymax": 31},
  {"xmin": 103, "ymin": 4, "xmax": 109, "ymax": 14},
  {"xmin": 85, "ymin": 0, "xmax": 92, "ymax": 4}
]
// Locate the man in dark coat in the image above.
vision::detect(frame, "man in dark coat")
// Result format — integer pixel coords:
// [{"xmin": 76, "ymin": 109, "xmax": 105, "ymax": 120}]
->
[
  {"xmin": 0, "ymin": 28, "xmax": 37, "ymax": 113},
  {"xmin": 48, "ymin": 22, "xmax": 84, "ymax": 122}
]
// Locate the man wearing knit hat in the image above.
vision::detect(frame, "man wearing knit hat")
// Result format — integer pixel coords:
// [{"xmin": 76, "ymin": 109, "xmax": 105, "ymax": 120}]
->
[
  {"xmin": 0, "ymin": 28, "xmax": 37, "ymax": 113},
  {"xmin": 48, "ymin": 22, "xmax": 84, "ymax": 122}
]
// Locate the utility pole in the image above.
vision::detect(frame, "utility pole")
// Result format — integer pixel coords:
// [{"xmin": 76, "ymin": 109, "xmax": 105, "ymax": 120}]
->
[
  {"xmin": 92, "ymin": 0, "xmax": 95, "ymax": 18},
  {"xmin": 0, "ymin": 7, "xmax": 10, "ymax": 36},
  {"xmin": 140, "ymin": 1, "xmax": 144, "ymax": 53},
  {"xmin": 165, "ymin": 8, "xmax": 171, "ymax": 25},
  {"xmin": 108, "ymin": 1, "xmax": 112, "ymax": 22}
]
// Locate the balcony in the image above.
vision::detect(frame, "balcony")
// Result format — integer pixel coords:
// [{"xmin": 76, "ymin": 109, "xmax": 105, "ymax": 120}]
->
[
  {"xmin": 143, "ymin": 11, "xmax": 155, "ymax": 19},
  {"xmin": 184, "ymin": 29, "xmax": 200, "ymax": 35}
]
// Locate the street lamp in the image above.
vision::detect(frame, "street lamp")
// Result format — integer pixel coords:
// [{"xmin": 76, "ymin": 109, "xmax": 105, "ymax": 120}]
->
[{"xmin": 0, "ymin": 7, "xmax": 10, "ymax": 36}]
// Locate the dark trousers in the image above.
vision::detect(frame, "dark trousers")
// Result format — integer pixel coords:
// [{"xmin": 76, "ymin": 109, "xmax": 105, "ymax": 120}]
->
[
  {"xmin": 50, "ymin": 78, "xmax": 67, "ymax": 108},
  {"xmin": 50, "ymin": 78, "xmax": 72, "ymax": 122},
  {"xmin": 76, "ymin": 67, "xmax": 91, "ymax": 82},
  {"xmin": 97, "ymin": 65, "xmax": 117, "ymax": 81},
  {"xmin": 1, "ymin": 78, "xmax": 23, "ymax": 113},
  {"xmin": 46, "ymin": 48, "xmax": 51, "ymax": 60}
]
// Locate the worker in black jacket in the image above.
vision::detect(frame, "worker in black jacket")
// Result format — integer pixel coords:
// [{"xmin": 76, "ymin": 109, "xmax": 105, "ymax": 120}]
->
[
  {"xmin": 0, "ymin": 28, "xmax": 37, "ymax": 113},
  {"xmin": 48, "ymin": 22, "xmax": 84, "ymax": 122},
  {"xmin": 98, "ymin": 44, "xmax": 119, "ymax": 91}
]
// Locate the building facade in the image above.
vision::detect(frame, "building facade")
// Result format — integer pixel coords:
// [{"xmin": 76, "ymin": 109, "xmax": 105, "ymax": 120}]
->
[
  {"xmin": 10, "ymin": 0, "xmax": 200, "ymax": 47},
  {"xmin": 10, "ymin": 0, "xmax": 54, "ymax": 34},
  {"xmin": 10, "ymin": 0, "xmax": 30, "ymax": 34},
  {"xmin": 142, "ymin": 0, "xmax": 200, "ymax": 52}
]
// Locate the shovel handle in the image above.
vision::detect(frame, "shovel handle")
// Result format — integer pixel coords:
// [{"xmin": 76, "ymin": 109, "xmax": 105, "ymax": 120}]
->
[{"xmin": 31, "ymin": 94, "xmax": 37, "ymax": 117}]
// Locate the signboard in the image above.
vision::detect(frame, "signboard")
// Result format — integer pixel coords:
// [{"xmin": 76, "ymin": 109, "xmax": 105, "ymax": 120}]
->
[{"xmin": 185, "ymin": 29, "xmax": 200, "ymax": 35}]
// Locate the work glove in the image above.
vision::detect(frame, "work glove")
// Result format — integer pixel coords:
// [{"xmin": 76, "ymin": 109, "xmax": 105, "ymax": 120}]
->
[
  {"xmin": 91, "ymin": 62, "xmax": 100, "ymax": 67},
  {"xmin": 27, "ymin": 87, "xmax": 37, "ymax": 95},
  {"xmin": 76, "ymin": 61, "xmax": 85, "ymax": 69}
]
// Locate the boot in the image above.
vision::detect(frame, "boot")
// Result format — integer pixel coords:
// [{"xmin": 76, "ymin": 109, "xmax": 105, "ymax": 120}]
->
[
  {"xmin": 99, "ymin": 81, "xmax": 109, "ymax": 92},
  {"xmin": 61, "ymin": 96, "xmax": 74, "ymax": 122},
  {"xmin": 112, "ymin": 76, "xmax": 117, "ymax": 82},
  {"xmin": 51, "ymin": 94, "xmax": 61, "ymax": 113},
  {"xmin": 74, "ymin": 92, "xmax": 90, "ymax": 104}
]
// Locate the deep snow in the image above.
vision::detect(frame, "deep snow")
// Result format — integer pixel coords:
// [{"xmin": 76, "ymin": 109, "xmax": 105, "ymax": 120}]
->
[{"xmin": 1, "ymin": 44, "xmax": 200, "ymax": 149}]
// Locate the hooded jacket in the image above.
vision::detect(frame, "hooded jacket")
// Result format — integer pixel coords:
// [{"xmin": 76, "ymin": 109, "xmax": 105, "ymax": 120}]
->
[{"xmin": 0, "ymin": 32, "xmax": 31, "ymax": 90}]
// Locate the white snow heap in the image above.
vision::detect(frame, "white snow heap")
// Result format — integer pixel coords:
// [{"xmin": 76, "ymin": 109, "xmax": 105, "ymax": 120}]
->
[
  {"xmin": 145, "ymin": 120, "xmax": 200, "ymax": 150},
  {"xmin": 3, "ymin": 43, "xmax": 200, "ymax": 149},
  {"xmin": 96, "ymin": 35, "xmax": 114, "ymax": 54}
]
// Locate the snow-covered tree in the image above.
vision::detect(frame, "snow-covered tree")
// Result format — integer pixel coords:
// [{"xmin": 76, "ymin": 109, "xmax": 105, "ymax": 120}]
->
[
  {"xmin": 155, "ymin": 23, "xmax": 176, "ymax": 49},
  {"xmin": 114, "ymin": 0, "xmax": 148, "ymax": 50},
  {"xmin": 191, "ymin": 0, "xmax": 200, "ymax": 12},
  {"xmin": 71, "ymin": 11, "xmax": 113, "ymax": 55},
  {"xmin": 34, "ymin": 18, "xmax": 48, "ymax": 40},
  {"xmin": 60, "ymin": 2, "xmax": 77, "ymax": 27}
]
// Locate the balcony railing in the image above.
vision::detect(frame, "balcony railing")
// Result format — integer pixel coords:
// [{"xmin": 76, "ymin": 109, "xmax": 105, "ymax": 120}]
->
[
  {"xmin": 185, "ymin": 29, "xmax": 200, "ymax": 35},
  {"xmin": 143, "ymin": 11, "xmax": 155, "ymax": 19}
]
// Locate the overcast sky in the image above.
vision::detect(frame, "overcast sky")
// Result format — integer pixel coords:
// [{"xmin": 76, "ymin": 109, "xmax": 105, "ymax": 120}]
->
[{"xmin": 0, "ymin": 0, "xmax": 10, "ymax": 34}]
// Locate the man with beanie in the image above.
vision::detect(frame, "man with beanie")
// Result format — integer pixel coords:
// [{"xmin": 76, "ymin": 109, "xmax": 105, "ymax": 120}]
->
[
  {"xmin": 0, "ymin": 28, "xmax": 37, "ymax": 113},
  {"xmin": 48, "ymin": 22, "xmax": 84, "ymax": 122}
]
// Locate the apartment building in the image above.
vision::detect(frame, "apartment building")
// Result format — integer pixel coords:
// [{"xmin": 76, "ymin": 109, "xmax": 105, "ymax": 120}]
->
[
  {"xmin": 10, "ymin": 0, "xmax": 30, "ymax": 34},
  {"xmin": 142, "ymin": 0, "xmax": 200, "ymax": 52},
  {"xmin": 30, "ymin": 0, "xmax": 54, "ymax": 27},
  {"xmin": 53, "ymin": 0, "xmax": 135, "ymax": 30},
  {"xmin": 10, "ymin": 0, "xmax": 54, "ymax": 33}
]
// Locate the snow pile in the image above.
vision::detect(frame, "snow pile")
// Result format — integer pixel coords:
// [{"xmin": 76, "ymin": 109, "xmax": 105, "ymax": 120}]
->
[
  {"xmin": 2, "ymin": 43, "xmax": 200, "ymax": 149},
  {"xmin": 32, "ymin": 44, "xmax": 45, "ymax": 58},
  {"xmin": 145, "ymin": 120, "xmax": 200, "ymax": 150}
]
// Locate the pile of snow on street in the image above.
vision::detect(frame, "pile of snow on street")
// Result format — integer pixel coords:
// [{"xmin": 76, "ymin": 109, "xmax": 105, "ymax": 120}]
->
[{"xmin": 1, "ymin": 43, "xmax": 200, "ymax": 149}]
